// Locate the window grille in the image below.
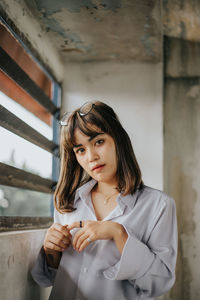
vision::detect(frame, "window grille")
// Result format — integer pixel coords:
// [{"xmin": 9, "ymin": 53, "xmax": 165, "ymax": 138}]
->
[{"xmin": 0, "ymin": 15, "xmax": 61, "ymax": 231}]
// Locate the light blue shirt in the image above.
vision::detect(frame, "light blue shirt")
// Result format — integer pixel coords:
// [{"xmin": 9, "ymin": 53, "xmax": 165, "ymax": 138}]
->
[{"xmin": 31, "ymin": 179, "xmax": 177, "ymax": 300}]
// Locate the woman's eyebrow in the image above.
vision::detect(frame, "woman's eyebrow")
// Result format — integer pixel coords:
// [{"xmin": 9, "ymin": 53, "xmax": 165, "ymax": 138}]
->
[
  {"xmin": 88, "ymin": 132, "xmax": 104, "ymax": 142},
  {"xmin": 73, "ymin": 132, "xmax": 104, "ymax": 148}
]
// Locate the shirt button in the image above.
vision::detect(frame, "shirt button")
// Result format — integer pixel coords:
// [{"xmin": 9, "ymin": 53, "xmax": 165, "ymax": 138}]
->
[{"xmin": 83, "ymin": 267, "xmax": 88, "ymax": 273}]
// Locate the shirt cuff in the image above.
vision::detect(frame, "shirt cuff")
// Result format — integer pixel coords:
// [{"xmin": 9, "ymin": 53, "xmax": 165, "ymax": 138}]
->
[
  {"xmin": 31, "ymin": 247, "xmax": 57, "ymax": 287},
  {"xmin": 103, "ymin": 225, "xmax": 155, "ymax": 280}
]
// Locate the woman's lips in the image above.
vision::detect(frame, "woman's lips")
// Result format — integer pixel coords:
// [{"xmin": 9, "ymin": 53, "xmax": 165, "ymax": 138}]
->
[{"xmin": 92, "ymin": 164, "xmax": 105, "ymax": 172}]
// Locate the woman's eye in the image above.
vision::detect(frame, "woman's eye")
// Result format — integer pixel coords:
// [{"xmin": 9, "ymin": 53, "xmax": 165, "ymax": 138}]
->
[
  {"xmin": 76, "ymin": 148, "xmax": 85, "ymax": 154},
  {"xmin": 95, "ymin": 139, "xmax": 104, "ymax": 145}
]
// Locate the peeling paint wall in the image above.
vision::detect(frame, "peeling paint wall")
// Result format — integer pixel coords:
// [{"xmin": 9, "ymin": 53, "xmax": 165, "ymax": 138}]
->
[
  {"xmin": 163, "ymin": 0, "xmax": 200, "ymax": 42},
  {"xmin": 163, "ymin": 37, "xmax": 200, "ymax": 300},
  {"xmin": 24, "ymin": 0, "xmax": 162, "ymax": 63}
]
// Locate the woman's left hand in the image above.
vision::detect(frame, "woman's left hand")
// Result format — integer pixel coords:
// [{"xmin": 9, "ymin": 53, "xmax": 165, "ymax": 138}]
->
[{"xmin": 67, "ymin": 220, "xmax": 125, "ymax": 253}]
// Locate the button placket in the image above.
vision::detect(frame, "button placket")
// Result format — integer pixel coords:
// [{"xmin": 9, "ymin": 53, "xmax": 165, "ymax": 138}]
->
[
  {"xmin": 74, "ymin": 250, "xmax": 89, "ymax": 300},
  {"xmin": 80, "ymin": 247, "xmax": 89, "ymax": 276},
  {"xmin": 83, "ymin": 267, "xmax": 88, "ymax": 273}
]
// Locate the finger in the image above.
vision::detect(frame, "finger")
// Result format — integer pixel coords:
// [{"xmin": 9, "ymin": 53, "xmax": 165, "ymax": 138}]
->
[
  {"xmin": 50, "ymin": 226, "xmax": 72, "ymax": 243},
  {"xmin": 46, "ymin": 235, "xmax": 70, "ymax": 249},
  {"xmin": 53, "ymin": 224, "xmax": 72, "ymax": 239},
  {"xmin": 78, "ymin": 237, "xmax": 93, "ymax": 252},
  {"xmin": 73, "ymin": 229, "xmax": 85, "ymax": 249},
  {"xmin": 68, "ymin": 221, "xmax": 85, "ymax": 231},
  {"xmin": 53, "ymin": 223, "xmax": 72, "ymax": 238},
  {"xmin": 44, "ymin": 240, "xmax": 66, "ymax": 252},
  {"xmin": 46, "ymin": 230, "xmax": 71, "ymax": 245},
  {"xmin": 48, "ymin": 230, "xmax": 71, "ymax": 246},
  {"xmin": 75, "ymin": 232, "xmax": 89, "ymax": 251}
]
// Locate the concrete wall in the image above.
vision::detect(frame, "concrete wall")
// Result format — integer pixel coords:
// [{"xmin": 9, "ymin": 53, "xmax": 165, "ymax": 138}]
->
[
  {"xmin": 0, "ymin": 230, "xmax": 51, "ymax": 300},
  {"xmin": 163, "ymin": 37, "xmax": 200, "ymax": 300},
  {"xmin": 62, "ymin": 61, "xmax": 163, "ymax": 190}
]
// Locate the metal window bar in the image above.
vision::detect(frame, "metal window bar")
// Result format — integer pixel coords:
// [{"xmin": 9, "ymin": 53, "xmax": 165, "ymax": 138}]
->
[
  {"xmin": 0, "ymin": 105, "xmax": 59, "ymax": 156},
  {"xmin": 0, "ymin": 46, "xmax": 59, "ymax": 117},
  {"xmin": 0, "ymin": 162, "xmax": 56, "ymax": 193},
  {"xmin": 51, "ymin": 82, "xmax": 61, "ymax": 216}
]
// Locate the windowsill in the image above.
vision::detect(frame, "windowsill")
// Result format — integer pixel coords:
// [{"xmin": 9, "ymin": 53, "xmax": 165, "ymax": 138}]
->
[
  {"xmin": 0, "ymin": 216, "xmax": 53, "ymax": 232},
  {"xmin": 0, "ymin": 228, "xmax": 49, "ymax": 236}
]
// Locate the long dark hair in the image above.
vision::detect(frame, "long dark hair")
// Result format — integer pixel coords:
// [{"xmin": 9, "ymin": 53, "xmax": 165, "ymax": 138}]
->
[{"xmin": 54, "ymin": 101, "xmax": 143, "ymax": 213}]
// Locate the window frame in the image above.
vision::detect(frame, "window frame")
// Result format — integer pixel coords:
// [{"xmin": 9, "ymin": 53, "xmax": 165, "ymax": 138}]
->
[{"xmin": 0, "ymin": 14, "xmax": 61, "ymax": 231}]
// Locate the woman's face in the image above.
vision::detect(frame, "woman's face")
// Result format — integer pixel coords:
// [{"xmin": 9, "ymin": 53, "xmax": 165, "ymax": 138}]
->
[{"xmin": 73, "ymin": 128, "xmax": 118, "ymax": 185}]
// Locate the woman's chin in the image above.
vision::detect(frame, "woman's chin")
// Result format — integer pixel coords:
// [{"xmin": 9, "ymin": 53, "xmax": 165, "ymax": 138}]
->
[{"xmin": 92, "ymin": 174, "xmax": 117, "ymax": 184}]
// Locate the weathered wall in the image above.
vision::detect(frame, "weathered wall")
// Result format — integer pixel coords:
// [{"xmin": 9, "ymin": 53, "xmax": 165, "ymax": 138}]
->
[
  {"xmin": 62, "ymin": 61, "xmax": 163, "ymax": 190},
  {"xmin": 0, "ymin": 230, "xmax": 51, "ymax": 300},
  {"xmin": 163, "ymin": 37, "xmax": 200, "ymax": 300},
  {"xmin": 163, "ymin": 0, "xmax": 200, "ymax": 42},
  {"xmin": 23, "ymin": 0, "xmax": 162, "ymax": 64}
]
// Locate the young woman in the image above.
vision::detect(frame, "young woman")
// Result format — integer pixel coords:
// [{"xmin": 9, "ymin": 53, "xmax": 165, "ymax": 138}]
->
[{"xmin": 32, "ymin": 101, "xmax": 177, "ymax": 300}]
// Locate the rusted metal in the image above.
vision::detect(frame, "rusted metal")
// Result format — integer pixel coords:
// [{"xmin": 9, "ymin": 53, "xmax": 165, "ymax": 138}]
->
[
  {"xmin": 0, "ymin": 70, "xmax": 52, "ymax": 126},
  {"xmin": 0, "ymin": 163, "xmax": 57, "ymax": 193},
  {"xmin": 0, "ymin": 46, "xmax": 59, "ymax": 116},
  {"xmin": 0, "ymin": 22, "xmax": 53, "ymax": 98}
]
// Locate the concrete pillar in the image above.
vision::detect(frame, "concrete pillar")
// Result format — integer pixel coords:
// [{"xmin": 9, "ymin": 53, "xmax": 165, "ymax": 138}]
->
[{"xmin": 164, "ymin": 37, "xmax": 200, "ymax": 300}]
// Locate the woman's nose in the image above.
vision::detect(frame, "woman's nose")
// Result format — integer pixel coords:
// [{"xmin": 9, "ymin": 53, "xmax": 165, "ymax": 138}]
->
[{"xmin": 87, "ymin": 148, "xmax": 98, "ymax": 162}]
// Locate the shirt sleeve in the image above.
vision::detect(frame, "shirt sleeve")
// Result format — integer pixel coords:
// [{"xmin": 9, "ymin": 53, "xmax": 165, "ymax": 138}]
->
[
  {"xmin": 103, "ymin": 196, "xmax": 178, "ymax": 298},
  {"xmin": 31, "ymin": 209, "xmax": 61, "ymax": 287},
  {"xmin": 31, "ymin": 247, "xmax": 57, "ymax": 287}
]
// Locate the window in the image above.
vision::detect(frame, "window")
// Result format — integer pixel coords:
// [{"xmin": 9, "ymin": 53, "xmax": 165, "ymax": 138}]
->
[{"xmin": 0, "ymin": 16, "xmax": 61, "ymax": 231}]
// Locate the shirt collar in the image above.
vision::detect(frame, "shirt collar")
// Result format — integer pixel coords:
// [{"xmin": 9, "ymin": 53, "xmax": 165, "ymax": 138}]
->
[
  {"xmin": 118, "ymin": 187, "xmax": 143, "ymax": 209},
  {"xmin": 74, "ymin": 179, "xmax": 141, "ymax": 209},
  {"xmin": 74, "ymin": 179, "xmax": 97, "ymax": 204}
]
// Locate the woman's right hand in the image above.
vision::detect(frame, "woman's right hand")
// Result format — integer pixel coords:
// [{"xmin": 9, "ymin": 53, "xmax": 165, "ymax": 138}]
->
[{"xmin": 43, "ymin": 223, "xmax": 72, "ymax": 253}]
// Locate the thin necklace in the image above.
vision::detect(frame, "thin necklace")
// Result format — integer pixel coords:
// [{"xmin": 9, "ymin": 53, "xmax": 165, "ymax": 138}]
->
[{"xmin": 102, "ymin": 191, "xmax": 118, "ymax": 205}]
